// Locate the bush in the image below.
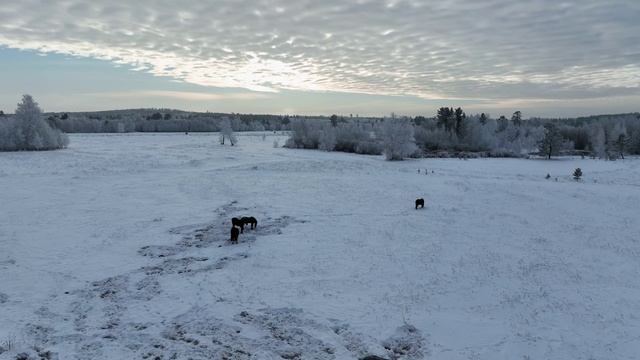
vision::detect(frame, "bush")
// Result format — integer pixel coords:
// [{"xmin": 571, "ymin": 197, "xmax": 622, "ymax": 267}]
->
[
  {"xmin": 285, "ymin": 119, "xmax": 381, "ymax": 155},
  {"xmin": 355, "ymin": 140, "xmax": 383, "ymax": 155},
  {"xmin": 334, "ymin": 123, "xmax": 371, "ymax": 153},
  {"xmin": 285, "ymin": 119, "xmax": 324, "ymax": 149}
]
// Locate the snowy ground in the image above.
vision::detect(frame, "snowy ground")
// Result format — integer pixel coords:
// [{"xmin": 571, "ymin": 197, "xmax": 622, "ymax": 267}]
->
[{"xmin": 1, "ymin": 132, "xmax": 639, "ymax": 360}]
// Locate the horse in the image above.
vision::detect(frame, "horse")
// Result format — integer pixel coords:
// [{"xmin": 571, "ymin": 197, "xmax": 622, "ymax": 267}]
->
[
  {"xmin": 415, "ymin": 198, "xmax": 425, "ymax": 209},
  {"xmin": 242, "ymin": 216, "xmax": 258, "ymax": 229},
  {"xmin": 230, "ymin": 226, "xmax": 239, "ymax": 243},
  {"xmin": 231, "ymin": 217, "xmax": 245, "ymax": 233}
]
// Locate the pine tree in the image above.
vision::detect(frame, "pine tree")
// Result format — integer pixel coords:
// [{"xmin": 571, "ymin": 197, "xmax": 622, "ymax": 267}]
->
[
  {"xmin": 454, "ymin": 107, "xmax": 466, "ymax": 137},
  {"xmin": 497, "ymin": 115, "xmax": 509, "ymax": 132},
  {"xmin": 573, "ymin": 168, "xmax": 582, "ymax": 181},
  {"xmin": 330, "ymin": 114, "xmax": 338, "ymax": 127},
  {"xmin": 479, "ymin": 113, "xmax": 488, "ymax": 125},
  {"xmin": 436, "ymin": 107, "xmax": 454, "ymax": 133},
  {"xmin": 3, "ymin": 95, "xmax": 69, "ymax": 151},
  {"xmin": 511, "ymin": 111, "xmax": 522, "ymax": 127}
]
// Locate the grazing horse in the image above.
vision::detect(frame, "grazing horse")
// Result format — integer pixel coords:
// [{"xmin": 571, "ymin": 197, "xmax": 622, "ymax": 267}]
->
[
  {"xmin": 232, "ymin": 217, "xmax": 245, "ymax": 233},
  {"xmin": 242, "ymin": 216, "xmax": 257, "ymax": 229},
  {"xmin": 415, "ymin": 198, "xmax": 425, "ymax": 209},
  {"xmin": 230, "ymin": 226, "xmax": 239, "ymax": 243}
]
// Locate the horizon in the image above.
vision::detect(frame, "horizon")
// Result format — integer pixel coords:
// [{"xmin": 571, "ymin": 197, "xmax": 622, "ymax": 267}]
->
[
  {"xmin": 3, "ymin": 99, "xmax": 640, "ymax": 121},
  {"xmin": 1, "ymin": 1, "xmax": 639, "ymax": 118}
]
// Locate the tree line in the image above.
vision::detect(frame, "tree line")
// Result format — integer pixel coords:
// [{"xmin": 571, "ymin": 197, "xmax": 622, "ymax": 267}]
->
[
  {"xmin": 38, "ymin": 110, "xmax": 293, "ymax": 133},
  {"xmin": 2, "ymin": 95, "xmax": 638, "ymax": 158},
  {"xmin": 285, "ymin": 108, "xmax": 640, "ymax": 160}
]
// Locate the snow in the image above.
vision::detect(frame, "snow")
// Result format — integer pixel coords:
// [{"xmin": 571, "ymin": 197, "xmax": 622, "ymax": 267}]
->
[{"xmin": 1, "ymin": 132, "xmax": 639, "ymax": 359}]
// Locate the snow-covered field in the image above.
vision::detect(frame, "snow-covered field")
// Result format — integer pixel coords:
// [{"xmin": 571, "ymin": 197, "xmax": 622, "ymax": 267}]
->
[{"xmin": 1, "ymin": 133, "xmax": 639, "ymax": 359}]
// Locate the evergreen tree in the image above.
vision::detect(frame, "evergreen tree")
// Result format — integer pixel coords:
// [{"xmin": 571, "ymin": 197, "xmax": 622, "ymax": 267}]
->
[
  {"xmin": 2, "ymin": 95, "xmax": 69, "ymax": 151},
  {"xmin": 330, "ymin": 114, "xmax": 338, "ymax": 127},
  {"xmin": 436, "ymin": 107, "xmax": 452, "ymax": 132},
  {"xmin": 497, "ymin": 115, "xmax": 509, "ymax": 132},
  {"xmin": 511, "ymin": 111, "xmax": 522, "ymax": 126},
  {"xmin": 479, "ymin": 113, "xmax": 488, "ymax": 125},
  {"xmin": 454, "ymin": 107, "xmax": 466, "ymax": 137},
  {"xmin": 573, "ymin": 168, "xmax": 582, "ymax": 181},
  {"xmin": 413, "ymin": 116, "xmax": 427, "ymax": 126}
]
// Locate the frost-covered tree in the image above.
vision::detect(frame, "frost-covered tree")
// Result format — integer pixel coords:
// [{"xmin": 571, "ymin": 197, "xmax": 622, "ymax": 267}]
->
[
  {"xmin": 380, "ymin": 118, "xmax": 417, "ymax": 160},
  {"xmin": 219, "ymin": 117, "xmax": 237, "ymax": 146},
  {"xmin": 495, "ymin": 123, "xmax": 544, "ymax": 156},
  {"xmin": 538, "ymin": 123, "xmax": 564, "ymax": 159},
  {"xmin": 318, "ymin": 127, "xmax": 337, "ymax": 151},
  {"xmin": 286, "ymin": 119, "xmax": 323, "ymax": 149},
  {"xmin": 334, "ymin": 123, "xmax": 370, "ymax": 153},
  {"xmin": 589, "ymin": 124, "xmax": 607, "ymax": 159},
  {"xmin": 0, "ymin": 95, "xmax": 69, "ymax": 151},
  {"xmin": 460, "ymin": 115, "xmax": 492, "ymax": 151},
  {"xmin": 610, "ymin": 123, "xmax": 629, "ymax": 159}
]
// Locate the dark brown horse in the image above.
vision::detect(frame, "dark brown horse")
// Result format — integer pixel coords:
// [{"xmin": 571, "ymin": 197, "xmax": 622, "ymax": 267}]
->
[
  {"xmin": 415, "ymin": 198, "xmax": 424, "ymax": 209},
  {"xmin": 231, "ymin": 217, "xmax": 245, "ymax": 233},
  {"xmin": 230, "ymin": 226, "xmax": 239, "ymax": 243},
  {"xmin": 241, "ymin": 216, "xmax": 258, "ymax": 230}
]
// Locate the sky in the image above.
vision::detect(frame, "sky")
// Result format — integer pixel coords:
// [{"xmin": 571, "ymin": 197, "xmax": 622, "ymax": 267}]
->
[{"xmin": 1, "ymin": 0, "xmax": 639, "ymax": 118}]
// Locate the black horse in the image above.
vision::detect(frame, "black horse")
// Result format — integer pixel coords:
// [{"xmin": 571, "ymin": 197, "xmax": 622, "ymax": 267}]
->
[
  {"xmin": 231, "ymin": 217, "xmax": 245, "ymax": 233},
  {"xmin": 415, "ymin": 198, "xmax": 424, "ymax": 209},
  {"xmin": 241, "ymin": 216, "xmax": 258, "ymax": 230},
  {"xmin": 230, "ymin": 226, "xmax": 239, "ymax": 243}
]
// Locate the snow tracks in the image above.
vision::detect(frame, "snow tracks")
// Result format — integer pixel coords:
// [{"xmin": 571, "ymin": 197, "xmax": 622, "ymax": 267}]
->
[{"xmin": 7, "ymin": 202, "xmax": 425, "ymax": 360}]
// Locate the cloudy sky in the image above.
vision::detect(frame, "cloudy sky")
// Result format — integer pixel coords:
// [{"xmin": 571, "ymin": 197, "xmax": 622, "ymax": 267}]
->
[{"xmin": 1, "ymin": 0, "xmax": 639, "ymax": 117}]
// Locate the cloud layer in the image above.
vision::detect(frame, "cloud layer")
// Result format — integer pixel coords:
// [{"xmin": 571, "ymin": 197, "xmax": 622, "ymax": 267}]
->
[{"xmin": 1, "ymin": 0, "xmax": 639, "ymax": 102}]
